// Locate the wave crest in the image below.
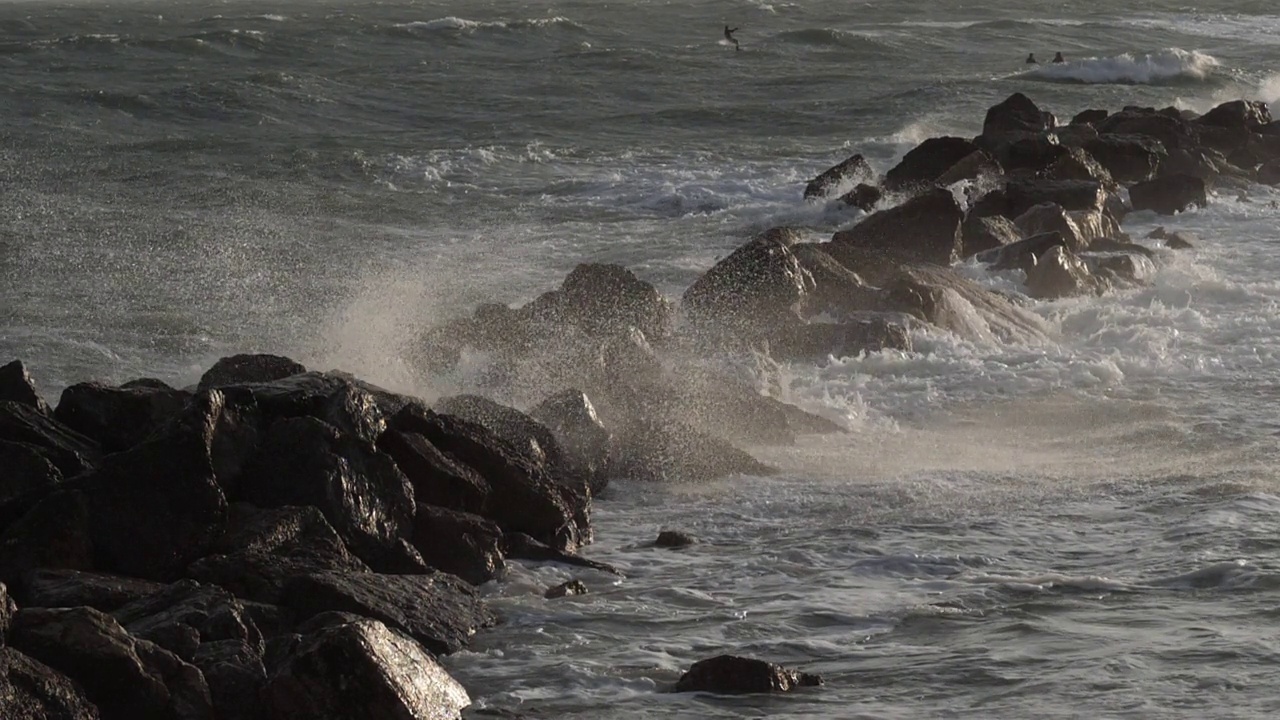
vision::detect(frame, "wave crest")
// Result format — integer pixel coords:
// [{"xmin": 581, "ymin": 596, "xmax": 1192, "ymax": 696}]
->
[
  {"xmin": 393, "ymin": 16, "xmax": 584, "ymax": 35},
  {"xmin": 1024, "ymin": 48, "xmax": 1220, "ymax": 85}
]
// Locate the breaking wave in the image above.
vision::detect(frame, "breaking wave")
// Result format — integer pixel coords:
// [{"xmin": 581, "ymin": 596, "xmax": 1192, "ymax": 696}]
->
[{"xmin": 1024, "ymin": 48, "xmax": 1221, "ymax": 85}]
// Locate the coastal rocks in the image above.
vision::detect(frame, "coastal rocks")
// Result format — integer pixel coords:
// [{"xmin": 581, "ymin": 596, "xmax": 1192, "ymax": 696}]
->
[
  {"xmin": 837, "ymin": 183, "xmax": 882, "ymax": 211},
  {"xmin": 502, "ymin": 531, "xmax": 620, "ymax": 575},
  {"xmin": 0, "ymin": 647, "xmax": 102, "ymax": 720},
  {"xmin": 0, "ymin": 440, "xmax": 62, "ymax": 524},
  {"xmin": 615, "ymin": 419, "xmax": 775, "ymax": 483},
  {"xmin": 555, "ymin": 263, "xmax": 674, "ymax": 342},
  {"xmin": 977, "ymin": 232, "xmax": 1067, "ymax": 273},
  {"xmin": 682, "ymin": 229, "xmax": 812, "ymax": 341},
  {"xmin": 1129, "ymin": 173, "xmax": 1207, "ymax": 215},
  {"xmin": 110, "ymin": 580, "xmax": 263, "ymax": 662},
  {"xmin": 831, "ymin": 187, "xmax": 964, "ymax": 267},
  {"xmin": 1096, "ymin": 110, "xmax": 1196, "ymax": 152},
  {"xmin": 435, "ymin": 395, "xmax": 570, "ymax": 482},
  {"xmin": 529, "ymin": 390, "xmax": 615, "ymax": 496},
  {"xmin": 1257, "ymin": 159, "xmax": 1280, "ymax": 185},
  {"xmin": 654, "ymin": 530, "xmax": 697, "ymax": 548},
  {"xmin": 0, "ymin": 361, "xmax": 50, "ymax": 415},
  {"xmin": 804, "ymin": 153, "xmax": 872, "ymax": 199},
  {"xmin": 883, "ymin": 265, "xmax": 1051, "ymax": 344},
  {"xmin": 191, "ymin": 640, "xmax": 267, "ymax": 720},
  {"xmin": 772, "ymin": 315, "xmax": 914, "ymax": 361},
  {"xmin": 982, "ymin": 92, "xmax": 1055, "ymax": 137},
  {"xmin": 1084, "ymin": 134, "xmax": 1166, "ymax": 183},
  {"xmin": 961, "ymin": 215, "xmax": 1021, "ymax": 257},
  {"xmin": 934, "ymin": 150, "xmax": 1002, "ymax": 186},
  {"xmin": 198, "ymin": 354, "xmax": 307, "ymax": 391},
  {"xmin": 53, "ymin": 382, "xmax": 192, "ymax": 454},
  {"xmin": 674, "ymin": 655, "xmax": 823, "ymax": 694},
  {"xmin": 1071, "ymin": 109, "xmax": 1108, "ymax": 126},
  {"xmin": 1025, "ymin": 246, "xmax": 1101, "ymax": 299},
  {"xmin": 1148, "ymin": 227, "xmax": 1197, "ymax": 249},
  {"xmin": 411, "ymin": 505, "xmax": 505, "ymax": 586},
  {"xmin": 0, "ymin": 490, "xmax": 95, "ymax": 586},
  {"xmin": 544, "ymin": 580, "xmax": 587, "ymax": 599},
  {"xmin": 0, "ymin": 401, "xmax": 100, "ymax": 479},
  {"xmin": 1197, "ymin": 99, "xmax": 1272, "ymax": 131},
  {"xmin": 971, "ymin": 178, "xmax": 1106, "ymax": 220},
  {"xmin": 1044, "ymin": 147, "xmax": 1117, "ymax": 189},
  {"xmin": 882, "ymin": 137, "xmax": 978, "ymax": 191},
  {"xmin": 262, "ymin": 618, "xmax": 470, "ymax": 720},
  {"xmin": 19, "ymin": 569, "xmax": 166, "ymax": 612},
  {"xmin": 790, "ymin": 243, "xmax": 882, "ymax": 318},
  {"xmin": 1012, "ymin": 203, "xmax": 1115, "ymax": 253},
  {"xmin": 991, "ymin": 133, "xmax": 1069, "ymax": 173}
]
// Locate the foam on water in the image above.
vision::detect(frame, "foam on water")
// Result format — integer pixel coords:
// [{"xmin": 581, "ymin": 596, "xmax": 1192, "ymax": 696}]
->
[{"xmin": 1024, "ymin": 48, "xmax": 1221, "ymax": 85}]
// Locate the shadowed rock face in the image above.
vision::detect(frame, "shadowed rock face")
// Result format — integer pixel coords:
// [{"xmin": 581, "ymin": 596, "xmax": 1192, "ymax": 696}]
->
[
  {"xmin": 831, "ymin": 188, "xmax": 964, "ymax": 267},
  {"xmin": 675, "ymin": 655, "xmax": 823, "ymax": 694},
  {"xmin": 198, "ymin": 354, "xmax": 307, "ymax": 392},
  {"xmin": 54, "ymin": 382, "xmax": 192, "ymax": 454},
  {"xmin": 0, "ymin": 647, "xmax": 102, "ymax": 720},
  {"xmin": 882, "ymin": 136, "xmax": 979, "ymax": 190},
  {"xmin": 1129, "ymin": 174, "xmax": 1207, "ymax": 215},
  {"xmin": 0, "ymin": 401, "xmax": 100, "ymax": 479},
  {"xmin": 0, "ymin": 361, "xmax": 51, "ymax": 416},
  {"xmin": 804, "ymin": 153, "xmax": 873, "ymax": 199}
]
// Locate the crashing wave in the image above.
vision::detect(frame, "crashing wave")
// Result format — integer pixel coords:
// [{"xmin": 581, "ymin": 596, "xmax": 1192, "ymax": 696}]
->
[
  {"xmin": 394, "ymin": 16, "xmax": 583, "ymax": 34},
  {"xmin": 1024, "ymin": 48, "xmax": 1220, "ymax": 85}
]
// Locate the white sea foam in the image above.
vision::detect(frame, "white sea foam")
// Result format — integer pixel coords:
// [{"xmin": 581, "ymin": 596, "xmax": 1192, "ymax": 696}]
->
[
  {"xmin": 395, "ymin": 16, "xmax": 582, "ymax": 33},
  {"xmin": 1025, "ymin": 48, "xmax": 1220, "ymax": 84}
]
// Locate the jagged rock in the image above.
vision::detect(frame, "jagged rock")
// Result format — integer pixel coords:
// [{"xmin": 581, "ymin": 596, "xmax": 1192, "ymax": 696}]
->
[
  {"xmin": 804, "ymin": 153, "xmax": 872, "ymax": 199},
  {"xmin": 991, "ymin": 133, "xmax": 1069, "ymax": 173},
  {"xmin": 790, "ymin": 244, "xmax": 882, "ymax": 318},
  {"xmin": 544, "ymin": 580, "xmax": 587, "ymax": 599},
  {"xmin": 1013, "ymin": 203, "xmax": 1115, "ymax": 253},
  {"xmin": 1025, "ymin": 246, "xmax": 1101, "ymax": 299},
  {"xmin": 971, "ymin": 178, "xmax": 1106, "ymax": 220},
  {"xmin": 682, "ymin": 229, "xmax": 812, "ymax": 340},
  {"xmin": 240, "ymin": 416, "xmax": 420, "ymax": 574},
  {"xmin": 412, "ymin": 505, "xmax": 505, "ymax": 586},
  {"xmin": 219, "ymin": 372, "xmax": 410, "ymax": 443},
  {"xmin": 771, "ymin": 315, "xmax": 913, "ymax": 361},
  {"xmin": 0, "ymin": 440, "xmax": 62, "ymax": 529},
  {"xmin": 0, "ymin": 361, "xmax": 50, "ymax": 415},
  {"xmin": 1086, "ymin": 252, "xmax": 1158, "ymax": 286},
  {"xmin": 0, "ymin": 647, "xmax": 102, "ymax": 720},
  {"xmin": 675, "ymin": 655, "xmax": 823, "ymax": 694},
  {"xmin": 10, "ymin": 606, "xmax": 213, "ymax": 720},
  {"xmin": 1160, "ymin": 147, "xmax": 1233, "ymax": 186},
  {"xmin": 377, "ymin": 430, "xmax": 488, "ymax": 514},
  {"xmin": 982, "ymin": 93, "xmax": 1055, "ymax": 137},
  {"xmin": 654, "ymin": 530, "xmax": 697, "ymax": 548},
  {"xmin": 111, "ymin": 581, "xmax": 263, "ymax": 662},
  {"xmin": 977, "ymin": 231, "xmax": 1067, "ymax": 273},
  {"xmin": 1258, "ymin": 158, "xmax": 1280, "ymax": 185},
  {"xmin": 883, "ymin": 137, "xmax": 979, "ymax": 190},
  {"xmin": 1084, "ymin": 134, "xmax": 1166, "ymax": 183},
  {"xmin": 54, "ymin": 382, "xmax": 192, "ymax": 454},
  {"xmin": 1044, "ymin": 147, "xmax": 1116, "ymax": 189},
  {"xmin": 0, "ymin": 401, "xmax": 100, "ymax": 478},
  {"xmin": 0, "ymin": 491, "xmax": 94, "ymax": 588},
  {"xmin": 1, "ymin": 582, "xmax": 13, "ymax": 640},
  {"xmin": 1071, "ymin": 109, "xmax": 1108, "ymax": 125},
  {"xmin": 961, "ymin": 215, "xmax": 1022, "ymax": 257},
  {"xmin": 1053, "ymin": 121, "xmax": 1099, "ymax": 150},
  {"xmin": 192, "ymin": 640, "xmax": 266, "ymax": 720},
  {"xmin": 530, "ymin": 390, "xmax": 614, "ymax": 497},
  {"xmin": 1129, "ymin": 173, "xmax": 1207, "ymax": 215},
  {"xmin": 198, "ymin": 354, "xmax": 307, "ymax": 391},
  {"xmin": 555, "ymin": 263, "xmax": 673, "ymax": 341},
  {"xmin": 837, "ymin": 183, "xmax": 882, "ymax": 211},
  {"xmin": 882, "ymin": 265, "xmax": 1051, "ymax": 343},
  {"xmin": 122, "ymin": 378, "xmax": 175, "ymax": 390},
  {"xmin": 935, "ymin": 150, "xmax": 1002, "ymax": 185},
  {"xmin": 1097, "ymin": 110, "xmax": 1197, "ymax": 151},
  {"xmin": 19, "ymin": 569, "xmax": 166, "ymax": 612},
  {"xmin": 187, "ymin": 503, "xmax": 369, "ymax": 606},
  {"xmin": 279, "ymin": 570, "xmax": 494, "ymax": 657},
  {"xmin": 502, "ymin": 532, "xmax": 621, "ymax": 575},
  {"xmin": 616, "ymin": 419, "xmax": 775, "ymax": 483},
  {"xmin": 831, "ymin": 188, "xmax": 963, "ymax": 267},
  {"xmin": 1198, "ymin": 100, "xmax": 1272, "ymax": 131},
  {"xmin": 262, "ymin": 618, "xmax": 470, "ymax": 720}
]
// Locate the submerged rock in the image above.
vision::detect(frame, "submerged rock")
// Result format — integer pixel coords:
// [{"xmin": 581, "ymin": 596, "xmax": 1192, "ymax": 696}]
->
[
  {"xmin": 616, "ymin": 418, "xmax": 776, "ymax": 483},
  {"xmin": 654, "ymin": 530, "xmax": 697, "ymax": 548},
  {"xmin": 675, "ymin": 654, "xmax": 823, "ymax": 694},
  {"xmin": 543, "ymin": 580, "xmax": 588, "ymax": 599},
  {"xmin": 1025, "ymin": 246, "xmax": 1102, "ymax": 299},
  {"xmin": 502, "ymin": 532, "xmax": 621, "ymax": 576}
]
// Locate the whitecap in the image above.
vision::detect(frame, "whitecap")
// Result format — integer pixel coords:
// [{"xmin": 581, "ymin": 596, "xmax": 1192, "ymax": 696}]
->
[{"xmin": 1023, "ymin": 48, "xmax": 1220, "ymax": 85}]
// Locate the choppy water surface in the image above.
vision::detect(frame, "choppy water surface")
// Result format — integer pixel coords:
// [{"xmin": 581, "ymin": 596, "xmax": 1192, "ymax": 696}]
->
[{"xmin": 4, "ymin": 0, "xmax": 1280, "ymax": 717}]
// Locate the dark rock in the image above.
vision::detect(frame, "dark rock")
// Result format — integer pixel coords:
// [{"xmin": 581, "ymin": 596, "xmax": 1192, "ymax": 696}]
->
[
  {"xmin": 831, "ymin": 188, "xmax": 963, "ymax": 267},
  {"xmin": 1129, "ymin": 174, "xmax": 1207, "ymax": 215},
  {"xmin": 616, "ymin": 419, "xmax": 776, "ymax": 483},
  {"xmin": 1084, "ymin": 134, "xmax": 1167, "ymax": 183},
  {"xmin": 0, "ymin": 491, "xmax": 94, "ymax": 588},
  {"xmin": 221, "ymin": 372, "xmax": 410, "ymax": 442},
  {"xmin": 935, "ymin": 150, "xmax": 1002, "ymax": 186},
  {"xmin": 192, "ymin": 640, "xmax": 266, "ymax": 720},
  {"xmin": 1260, "ymin": 121, "xmax": 1280, "ymax": 136},
  {"xmin": 19, "ymin": 569, "xmax": 166, "ymax": 612},
  {"xmin": 0, "ymin": 361, "xmax": 50, "ymax": 415},
  {"xmin": 122, "ymin": 378, "xmax": 176, "ymax": 390},
  {"xmin": 262, "ymin": 618, "xmax": 470, "ymax": 720},
  {"xmin": 412, "ymin": 505, "xmax": 505, "ymax": 586},
  {"xmin": 804, "ymin": 153, "xmax": 873, "ymax": 199},
  {"xmin": 0, "ymin": 440, "xmax": 62, "ymax": 530},
  {"xmin": 771, "ymin": 315, "xmax": 914, "ymax": 362},
  {"xmin": 1025, "ymin": 246, "xmax": 1102, "ymax": 299},
  {"xmin": 435, "ymin": 395, "xmax": 583, "ymax": 496},
  {"xmin": 556, "ymin": 263, "xmax": 673, "ymax": 341},
  {"xmin": 1198, "ymin": 100, "xmax": 1272, "ymax": 131},
  {"xmin": 971, "ymin": 178, "xmax": 1106, "ymax": 220},
  {"xmin": 883, "ymin": 137, "xmax": 979, "ymax": 190},
  {"xmin": 0, "ymin": 646, "xmax": 102, "ymax": 720},
  {"xmin": 1085, "ymin": 252, "xmax": 1158, "ymax": 286},
  {"xmin": 377, "ymin": 430, "xmax": 489, "ymax": 514},
  {"xmin": 0, "ymin": 401, "xmax": 100, "ymax": 478},
  {"xmin": 1258, "ymin": 159, "xmax": 1280, "ymax": 185},
  {"xmin": 654, "ymin": 530, "xmax": 697, "ymax": 548},
  {"xmin": 1012, "ymin": 203, "xmax": 1109, "ymax": 253},
  {"xmin": 982, "ymin": 93, "xmax": 1055, "ymax": 137},
  {"xmin": 992, "ymin": 133, "xmax": 1069, "ymax": 173},
  {"xmin": 530, "ymin": 390, "xmax": 615, "ymax": 497},
  {"xmin": 961, "ymin": 215, "xmax": 1022, "ymax": 257},
  {"xmin": 279, "ymin": 570, "xmax": 494, "ymax": 657},
  {"xmin": 837, "ymin": 183, "xmax": 882, "ymax": 211},
  {"xmin": 186, "ymin": 503, "xmax": 369, "ymax": 606},
  {"xmin": 544, "ymin": 580, "xmax": 587, "ymax": 599},
  {"xmin": 1071, "ymin": 109, "xmax": 1108, "ymax": 125},
  {"xmin": 1160, "ymin": 147, "xmax": 1229, "ymax": 185},
  {"xmin": 1164, "ymin": 231, "xmax": 1196, "ymax": 249},
  {"xmin": 240, "ymin": 416, "xmax": 420, "ymax": 575},
  {"xmin": 1097, "ymin": 110, "xmax": 1197, "ymax": 151},
  {"xmin": 54, "ymin": 382, "xmax": 192, "ymax": 454},
  {"xmin": 674, "ymin": 654, "xmax": 823, "ymax": 694},
  {"xmin": 682, "ymin": 229, "xmax": 812, "ymax": 340},
  {"xmin": 790, "ymin": 244, "xmax": 882, "ymax": 318},
  {"xmin": 1044, "ymin": 147, "xmax": 1116, "ymax": 189},
  {"xmin": 882, "ymin": 266, "xmax": 1051, "ymax": 343},
  {"xmin": 1, "ymin": 582, "xmax": 13, "ymax": 640},
  {"xmin": 198, "ymin": 354, "xmax": 307, "ymax": 391},
  {"xmin": 1087, "ymin": 238, "xmax": 1156, "ymax": 259},
  {"xmin": 111, "ymin": 580, "xmax": 263, "ymax": 662},
  {"xmin": 503, "ymin": 532, "xmax": 621, "ymax": 576},
  {"xmin": 10, "ymin": 606, "xmax": 213, "ymax": 720},
  {"xmin": 980, "ymin": 231, "xmax": 1067, "ymax": 274}
]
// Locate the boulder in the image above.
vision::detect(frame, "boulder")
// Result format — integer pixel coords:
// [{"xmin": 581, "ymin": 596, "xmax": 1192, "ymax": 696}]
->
[
  {"xmin": 971, "ymin": 178, "xmax": 1106, "ymax": 220},
  {"xmin": 1086, "ymin": 252, "xmax": 1158, "ymax": 287},
  {"xmin": 1013, "ymin": 203, "xmax": 1108, "ymax": 253},
  {"xmin": 1261, "ymin": 121, "xmax": 1280, "ymax": 136},
  {"xmin": 0, "ymin": 401, "xmax": 101, "ymax": 478},
  {"xmin": 411, "ymin": 505, "xmax": 505, "ymax": 586},
  {"xmin": 10, "ymin": 606, "xmax": 213, "ymax": 720},
  {"xmin": 682, "ymin": 229, "xmax": 813, "ymax": 341},
  {"xmin": 19, "ymin": 569, "xmax": 166, "ymax": 612},
  {"xmin": 0, "ymin": 491, "xmax": 94, "ymax": 588},
  {"xmin": 1071, "ymin": 109, "xmax": 1108, "ymax": 125},
  {"xmin": 1083, "ymin": 134, "xmax": 1166, "ymax": 183},
  {"xmin": 977, "ymin": 231, "xmax": 1067, "ymax": 273},
  {"xmin": 1166, "ymin": 231, "xmax": 1196, "ymax": 249},
  {"xmin": 837, "ymin": 183, "xmax": 882, "ymax": 211},
  {"xmin": 883, "ymin": 137, "xmax": 979, "ymax": 190},
  {"xmin": 654, "ymin": 530, "xmax": 697, "ymax": 548},
  {"xmin": 502, "ymin": 532, "xmax": 621, "ymax": 575},
  {"xmin": 771, "ymin": 315, "xmax": 914, "ymax": 362},
  {"xmin": 790, "ymin": 244, "xmax": 882, "ymax": 318},
  {"xmin": 0, "ymin": 440, "xmax": 62, "ymax": 529},
  {"xmin": 1258, "ymin": 159, "xmax": 1280, "ymax": 185},
  {"xmin": 1096, "ymin": 110, "xmax": 1197, "ymax": 151},
  {"xmin": 376, "ymin": 430, "xmax": 489, "ymax": 514},
  {"xmin": 961, "ymin": 215, "xmax": 1021, "ymax": 257},
  {"xmin": 1160, "ymin": 147, "xmax": 1229, "ymax": 185},
  {"xmin": 1197, "ymin": 100, "xmax": 1272, "ymax": 131},
  {"xmin": 279, "ymin": 570, "xmax": 494, "ymax": 657},
  {"xmin": 882, "ymin": 265, "xmax": 1051, "ymax": 344},
  {"xmin": 934, "ymin": 150, "xmax": 1002, "ymax": 186},
  {"xmin": 111, "ymin": 580, "xmax": 263, "ymax": 662},
  {"xmin": 53, "ymin": 382, "xmax": 192, "ymax": 454},
  {"xmin": 982, "ymin": 92, "xmax": 1055, "ymax": 137},
  {"xmin": 1129, "ymin": 174, "xmax": 1207, "ymax": 215},
  {"xmin": 220, "ymin": 372, "xmax": 410, "ymax": 443},
  {"xmin": 0, "ymin": 361, "xmax": 50, "ymax": 415},
  {"xmin": 198, "ymin": 354, "xmax": 307, "ymax": 391},
  {"xmin": 674, "ymin": 655, "xmax": 823, "ymax": 694},
  {"xmin": 1025, "ymin": 246, "xmax": 1102, "ymax": 299},
  {"xmin": 191, "ymin": 640, "xmax": 266, "ymax": 720},
  {"xmin": 804, "ymin": 153, "xmax": 872, "ymax": 199},
  {"xmin": 262, "ymin": 618, "xmax": 470, "ymax": 720},
  {"xmin": 1044, "ymin": 147, "xmax": 1116, "ymax": 189},
  {"xmin": 555, "ymin": 263, "xmax": 673, "ymax": 341},
  {"xmin": 615, "ymin": 419, "xmax": 775, "ymax": 483},
  {"xmin": 544, "ymin": 580, "xmax": 587, "ymax": 599},
  {"xmin": 831, "ymin": 188, "xmax": 963, "ymax": 267},
  {"xmin": 529, "ymin": 390, "xmax": 615, "ymax": 497},
  {"xmin": 991, "ymin": 133, "xmax": 1069, "ymax": 173},
  {"xmin": 0, "ymin": 647, "xmax": 102, "ymax": 720}
]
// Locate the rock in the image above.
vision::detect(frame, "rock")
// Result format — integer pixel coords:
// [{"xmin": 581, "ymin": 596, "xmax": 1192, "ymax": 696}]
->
[
  {"xmin": 1087, "ymin": 238, "xmax": 1156, "ymax": 259},
  {"xmin": 1258, "ymin": 159, "xmax": 1280, "ymax": 185},
  {"xmin": 961, "ymin": 215, "xmax": 1022, "ymax": 257},
  {"xmin": 0, "ymin": 647, "xmax": 102, "ymax": 720},
  {"xmin": 376, "ymin": 430, "xmax": 489, "ymax": 514},
  {"xmin": 654, "ymin": 530, "xmax": 697, "ymax": 548},
  {"xmin": 1044, "ymin": 147, "xmax": 1116, "ymax": 189},
  {"xmin": 790, "ymin": 244, "xmax": 882, "ymax": 318},
  {"xmin": 991, "ymin": 133, "xmax": 1069, "ymax": 173},
  {"xmin": 771, "ymin": 315, "xmax": 914, "ymax": 362},
  {"xmin": 221, "ymin": 372, "xmax": 409, "ymax": 443},
  {"xmin": 977, "ymin": 231, "xmax": 1067, "ymax": 273},
  {"xmin": 0, "ymin": 361, "xmax": 50, "ymax": 415},
  {"xmin": 1145, "ymin": 226, "xmax": 1168, "ymax": 240},
  {"xmin": 1097, "ymin": 110, "xmax": 1197, "ymax": 151},
  {"xmin": 935, "ymin": 150, "xmax": 1002, "ymax": 186},
  {"xmin": 883, "ymin": 137, "xmax": 979, "ymax": 190},
  {"xmin": 804, "ymin": 153, "xmax": 873, "ymax": 199},
  {"xmin": 556, "ymin": 263, "xmax": 673, "ymax": 341},
  {"xmin": 982, "ymin": 92, "xmax": 1055, "ymax": 137},
  {"xmin": 262, "ymin": 618, "xmax": 470, "ymax": 720},
  {"xmin": 882, "ymin": 265, "xmax": 1051, "ymax": 344},
  {"xmin": 111, "ymin": 580, "xmax": 263, "ymax": 662},
  {"xmin": 1197, "ymin": 100, "xmax": 1272, "ymax": 131},
  {"xmin": 1025, "ymin": 246, "xmax": 1101, "ymax": 299},
  {"xmin": 186, "ymin": 503, "xmax": 369, "ymax": 606},
  {"xmin": 1160, "ymin": 147, "xmax": 1229, "ymax": 185},
  {"xmin": 543, "ymin": 580, "xmax": 587, "ymax": 599},
  {"xmin": 10, "ymin": 606, "xmax": 213, "ymax": 720},
  {"xmin": 502, "ymin": 532, "xmax": 621, "ymax": 576},
  {"xmin": 529, "ymin": 390, "xmax": 615, "ymax": 497},
  {"xmin": 1164, "ymin": 231, "xmax": 1197, "ymax": 249},
  {"xmin": 836, "ymin": 183, "xmax": 882, "ymax": 211},
  {"xmin": 411, "ymin": 505, "xmax": 505, "ymax": 586},
  {"xmin": 1071, "ymin": 109, "xmax": 1108, "ymax": 125},
  {"xmin": 192, "ymin": 640, "xmax": 266, "ymax": 720},
  {"xmin": 1129, "ymin": 174, "xmax": 1207, "ymax": 215},
  {"xmin": 0, "ymin": 401, "xmax": 100, "ymax": 478},
  {"xmin": 198, "ymin": 354, "xmax": 307, "ymax": 391},
  {"xmin": 0, "ymin": 491, "xmax": 94, "ymax": 588},
  {"xmin": 616, "ymin": 419, "xmax": 776, "ymax": 483},
  {"xmin": 1261, "ymin": 121, "xmax": 1280, "ymax": 136},
  {"xmin": 674, "ymin": 655, "xmax": 823, "ymax": 694},
  {"xmin": 279, "ymin": 570, "xmax": 494, "ymax": 657},
  {"xmin": 1086, "ymin": 252, "xmax": 1158, "ymax": 286},
  {"xmin": 682, "ymin": 229, "xmax": 812, "ymax": 340},
  {"xmin": 240, "ymin": 416, "xmax": 420, "ymax": 575},
  {"xmin": 53, "ymin": 382, "xmax": 192, "ymax": 454},
  {"xmin": 831, "ymin": 188, "xmax": 963, "ymax": 267},
  {"xmin": 1084, "ymin": 135, "xmax": 1167, "ymax": 183},
  {"xmin": 971, "ymin": 178, "xmax": 1106, "ymax": 220},
  {"xmin": 19, "ymin": 569, "xmax": 166, "ymax": 612},
  {"xmin": 0, "ymin": 440, "xmax": 62, "ymax": 529},
  {"xmin": 1, "ymin": 582, "xmax": 13, "ymax": 640},
  {"xmin": 1013, "ymin": 203, "xmax": 1111, "ymax": 253}
]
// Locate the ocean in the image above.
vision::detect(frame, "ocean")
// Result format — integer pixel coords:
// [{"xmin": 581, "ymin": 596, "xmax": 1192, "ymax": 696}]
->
[{"xmin": 4, "ymin": 0, "xmax": 1280, "ymax": 717}]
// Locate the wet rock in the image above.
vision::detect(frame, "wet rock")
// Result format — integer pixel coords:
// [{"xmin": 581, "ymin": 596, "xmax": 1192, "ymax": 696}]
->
[
  {"xmin": 0, "ymin": 361, "xmax": 50, "ymax": 415},
  {"xmin": 837, "ymin": 182, "xmax": 882, "ymax": 211},
  {"xmin": 111, "ymin": 580, "xmax": 263, "ymax": 662},
  {"xmin": 654, "ymin": 530, "xmax": 697, "ymax": 548},
  {"xmin": 982, "ymin": 92, "xmax": 1055, "ymax": 137},
  {"xmin": 1097, "ymin": 110, "xmax": 1197, "ymax": 151},
  {"xmin": 412, "ymin": 505, "xmax": 505, "ymax": 586},
  {"xmin": 263, "ymin": 618, "xmax": 470, "ymax": 720},
  {"xmin": 1025, "ymin": 246, "xmax": 1102, "ymax": 299},
  {"xmin": 198, "ymin": 354, "xmax": 307, "ymax": 391},
  {"xmin": 971, "ymin": 178, "xmax": 1106, "ymax": 220},
  {"xmin": 1, "ymin": 582, "xmax": 13, "ymax": 640},
  {"xmin": 502, "ymin": 532, "xmax": 621, "ymax": 576},
  {"xmin": 883, "ymin": 137, "xmax": 979, "ymax": 190},
  {"xmin": 240, "ymin": 416, "xmax": 420, "ymax": 574},
  {"xmin": 1258, "ymin": 158, "xmax": 1280, "ymax": 185},
  {"xmin": 10, "ymin": 605, "xmax": 213, "ymax": 720},
  {"xmin": 530, "ymin": 390, "xmax": 615, "ymax": 497},
  {"xmin": 221, "ymin": 372, "xmax": 409, "ymax": 443},
  {"xmin": 616, "ymin": 419, "xmax": 776, "ymax": 483},
  {"xmin": 19, "ymin": 569, "xmax": 166, "ymax": 612},
  {"xmin": 1164, "ymin": 231, "xmax": 1197, "ymax": 250},
  {"xmin": 991, "ymin": 133, "xmax": 1069, "ymax": 173},
  {"xmin": 790, "ymin": 244, "xmax": 882, "ymax": 318},
  {"xmin": 0, "ymin": 401, "xmax": 100, "ymax": 478},
  {"xmin": 1086, "ymin": 252, "xmax": 1158, "ymax": 286},
  {"xmin": 53, "ymin": 382, "xmax": 192, "ymax": 454},
  {"xmin": 1084, "ymin": 134, "xmax": 1167, "ymax": 183},
  {"xmin": 544, "ymin": 580, "xmax": 587, "ymax": 599},
  {"xmin": 192, "ymin": 640, "xmax": 266, "ymax": 720},
  {"xmin": 1261, "ymin": 120, "xmax": 1280, "ymax": 136},
  {"xmin": 977, "ymin": 231, "xmax": 1067, "ymax": 274},
  {"xmin": 882, "ymin": 265, "xmax": 1051, "ymax": 344},
  {"xmin": 961, "ymin": 215, "xmax": 1022, "ymax": 257},
  {"xmin": 1129, "ymin": 173, "xmax": 1207, "ymax": 215},
  {"xmin": 682, "ymin": 229, "xmax": 812, "ymax": 340},
  {"xmin": 1087, "ymin": 238, "xmax": 1156, "ymax": 259},
  {"xmin": 122, "ymin": 378, "xmax": 176, "ymax": 390},
  {"xmin": 0, "ymin": 491, "xmax": 94, "ymax": 588},
  {"xmin": 831, "ymin": 188, "xmax": 963, "ymax": 267},
  {"xmin": 556, "ymin": 263, "xmax": 673, "ymax": 341},
  {"xmin": 804, "ymin": 153, "xmax": 873, "ymax": 199},
  {"xmin": 771, "ymin": 315, "xmax": 914, "ymax": 362},
  {"xmin": 1044, "ymin": 147, "xmax": 1117, "ymax": 189},
  {"xmin": 674, "ymin": 655, "xmax": 823, "ymax": 694},
  {"xmin": 1013, "ymin": 203, "xmax": 1114, "ymax": 253},
  {"xmin": 280, "ymin": 570, "xmax": 494, "ymax": 657},
  {"xmin": 935, "ymin": 150, "xmax": 1002, "ymax": 186},
  {"xmin": 1160, "ymin": 147, "xmax": 1232, "ymax": 186},
  {"xmin": 377, "ymin": 430, "xmax": 489, "ymax": 514},
  {"xmin": 1071, "ymin": 109, "xmax": 1108, "ymax": 125},
  {"xmin": 0, "ymin": 646, "xmax": 102, "ymax": 720},
  {"xmin": 1197, "ymin": 99, "xmax": 1272, "ymax": 131},
  {"xmin": 0, "ymin": 440, "xmax": 62, "ymax": 528}
]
